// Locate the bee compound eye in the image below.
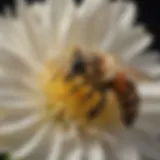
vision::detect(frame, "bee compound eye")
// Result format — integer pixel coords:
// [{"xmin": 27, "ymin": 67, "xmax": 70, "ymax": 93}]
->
[
  {"xmin": 72, "ymin": 54, "xmax": 85, "ymax": 74},
  {"xmin": 66, "ymin": 50, "xmax": 86, "ymax": 80}
]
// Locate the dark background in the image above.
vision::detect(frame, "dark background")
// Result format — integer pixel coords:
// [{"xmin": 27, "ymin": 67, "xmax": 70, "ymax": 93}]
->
[{"xmin": 0, "ymin": 0, "xmax": 159, "ymax": 51}]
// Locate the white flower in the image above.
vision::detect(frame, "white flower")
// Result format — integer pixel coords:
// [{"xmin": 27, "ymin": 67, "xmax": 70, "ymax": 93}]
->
[{"xmin": 0, "ymin": 0, "xmax": 160, "ymax": 160}]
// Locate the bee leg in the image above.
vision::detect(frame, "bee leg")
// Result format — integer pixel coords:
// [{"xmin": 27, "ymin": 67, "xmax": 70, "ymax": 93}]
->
[{"xmin": 87, "ymin": 94, "xmax": 106, "ymax": 119}]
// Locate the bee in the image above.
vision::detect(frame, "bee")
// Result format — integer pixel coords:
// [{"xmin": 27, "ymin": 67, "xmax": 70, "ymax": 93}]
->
[{"xmin": 66, "ymin": 48, "xmax": 140, "ymax": 127}]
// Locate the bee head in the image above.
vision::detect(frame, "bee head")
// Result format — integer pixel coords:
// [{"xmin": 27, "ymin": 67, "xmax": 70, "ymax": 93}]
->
[
  {"xmin": 66, "ymin": 48, "xmax": 108, "ymax": 83},
  {"xmin": 66, "ymin": 48, "xmax": 86, "ymax": 80}
]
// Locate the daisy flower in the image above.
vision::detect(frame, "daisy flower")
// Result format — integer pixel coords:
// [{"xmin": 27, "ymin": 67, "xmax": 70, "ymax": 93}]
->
[{"xmin": 0, "ymin": 0, "xmax": 160, "ymax": 160}]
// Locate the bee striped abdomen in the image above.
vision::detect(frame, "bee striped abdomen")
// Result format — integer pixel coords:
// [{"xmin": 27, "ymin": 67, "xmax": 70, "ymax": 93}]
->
[{"xmin": 110, "ymin": 72, "xmax": 140, "ymax": 127}]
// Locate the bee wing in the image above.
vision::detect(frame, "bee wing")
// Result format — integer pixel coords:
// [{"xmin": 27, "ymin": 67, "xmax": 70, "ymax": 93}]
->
[
  {"xmin": 128, "ymin": 51, "xmax": 160, "ymax": 81},
  {"xmin": 125, "ymin": 68, "xmax": 155, "ymax": 82},
  {"xmin": 112, "ymin": 52, "xmax": 160, "ymax": 83}
]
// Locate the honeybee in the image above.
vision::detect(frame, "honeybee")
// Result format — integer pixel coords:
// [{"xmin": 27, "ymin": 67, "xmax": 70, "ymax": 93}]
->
[{"xmin": 66, "ymin": 48, "xmax": 140, "ymax": 127}]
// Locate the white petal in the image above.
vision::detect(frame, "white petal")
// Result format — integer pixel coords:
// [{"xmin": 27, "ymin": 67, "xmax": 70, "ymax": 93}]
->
[
  {"xmin": 0, "ymin": 97, "xmax": 44, "ymax": 111},
  {"xmin": 0, "ymin": 47, "xmax": 40, "ymax": 75},
  {"xmin": 16, "ymin": 0, "xmax": 27, "ymax": 16},
  {"xmin": 0, "ymin": 89, "xmax": 32, "ymax": 97},
  {"xmin": 22, "ymin": 128, "xmax": 52, "ymax": 160},
  {"xmin": 0, "ymin": 113, "xmax": 42, "ymax": 136},
  {"xmin": 0, "ymin": 80, "xmax": 39, "ymax": 95},
  {"xmin": 15, "ymin": 0, "xmax": 46, "ymax": 62},
  {"xmin": 118, "ymin": 2, "xmax": 137, "ymax": 28},
  {"xmin": 66, "ymin": 146, "xmax": 83, "ymax": 160},
  {"xmin": 100, "ymin": 1, "xmax": 129, "ymax": 50},
  {"xmin": 130, "ymin": 52, "xmax": 159, "ymax": 68},
  {"xmin": 47, "ymin": 129, "xmax": 65, "ymax": 160},
  {"xmin": 105, "ymin": 28, "xmax": 151, "ymax": 60},
  {"xmin": 0, "ymin": 75, "xmax": 42, "ymax": 104},
  {"xmin": 139, "ymin": 66, "xmax": 160, "ymax": 78},
  {"xmin": 77, "ymin": 0, "xmax": 105, "ymax": 19},
  {"xmin": 0, "ymin": 91, "xmax": 42, "ymax": 111},
  {"xmin": 129, "ymin": 56, "xmax": 160, "ymax": 79},
  {"xmin": 122, "ymin": 34, "xmax": 152, "ymax": 62},
  {"xmin": 137, "ymin": 82, "xmax": 160, "ymax": 98},
  {"xmin": 132, "ymin": 52, "xmax": 160, "ymax": 65},
  {"xmin": 48, "ymin": 0, "xmax": 71, "ymax": 33},
  {"xmin": 132, "ymin": 130, "xmax": 160, "ymax": 160},
  {"xmin": 7, "ymin": 2, "xmax": 49, "ymax": 65},
  {"xmin": 18, "ymin": 14, "xmax": 45, "ymax": 62},
  {"xmin": 136, "ymin": 113, "xmax": 160, "ymax": 136},
  {"xmin": 46, "ymin": 0, "xmax": 73, "ymax": 51},
  {"xmin": 141, "ymin": 100, "xmax": 160, "ymax": 115},
  {"xmin": 91, "ymin": 2, "xmax": 136, "ymax": 50},
  {"xmin": 26, "ymin": 3, "xmax": 60, "ymax": 61},
  {"xmin": 87, "ymin": 143, "xmax": 105, "ymax": 160},
  {"xmin": 74, "ymin": 0, "xmax": 108, "ymax": 50},
  {"xmin": 47, "ymin": 127, "xmax": 79, "ymax": 160},
  {"xmin": 118, "ymin": 145, "xmax": 139, "ymax": 160},
  {"xmin": 11, "ymin": 123, "xmax": 50, "ymax": 160},
  {"xmin": 0, "ymin": 22, "xmax": 42, "ymax": 74},
  {"xmin": 0, "ymin": 74, "xmax": 37, "ymax": 89},
  {"xmin": 57, "ymin": 0, "xmax": 76, "ymax": 50}
]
